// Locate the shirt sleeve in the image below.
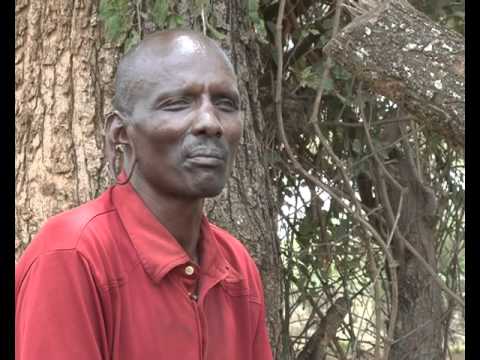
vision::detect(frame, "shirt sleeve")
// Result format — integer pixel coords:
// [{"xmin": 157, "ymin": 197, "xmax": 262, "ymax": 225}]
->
[
  {"xmin": 252, "ymin": 301, "xmax": 274, "ymax": 360},
  {"xmin": 250, "ymin": 262, "xmax": 274, "ymax": 360},
  {"xmin": 15, "ymin": 251, "xmax": 108, "ymax": 360}
]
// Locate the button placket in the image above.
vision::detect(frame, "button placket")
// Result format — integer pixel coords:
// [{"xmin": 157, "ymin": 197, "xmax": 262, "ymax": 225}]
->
[
  {"xmin": 180, "ymin": 263, "xmax": 199, "ymax": 301},
  {"xmin": 185, "ymin": 265, "xmax": 195, "ymax": 276}
]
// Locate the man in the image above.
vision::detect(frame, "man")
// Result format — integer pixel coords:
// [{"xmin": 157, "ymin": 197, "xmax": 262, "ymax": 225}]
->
[{"xmin": 15, "ymin": 30, "xmax": 273, "ymax": 360}]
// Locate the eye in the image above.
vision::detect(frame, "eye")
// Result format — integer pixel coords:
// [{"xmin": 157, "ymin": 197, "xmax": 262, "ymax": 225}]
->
[
  {"xmin": 214, "ymin": 97, "xmax": 239, "ymax": 112},
  {"xmin": 157, "ymin": 97, "xmax": 192, "ymax": 111}
]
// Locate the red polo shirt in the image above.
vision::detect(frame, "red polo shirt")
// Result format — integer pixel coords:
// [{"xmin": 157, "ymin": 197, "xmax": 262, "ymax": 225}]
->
[{"xmin": 15, "ymin": 182, "xmax": 273, "ymax": 360}]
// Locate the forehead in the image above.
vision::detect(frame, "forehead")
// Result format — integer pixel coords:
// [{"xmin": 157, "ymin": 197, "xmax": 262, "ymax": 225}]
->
[{"xmin": 134, "ymin": 35, "xmax": 237, "ymax": 91}]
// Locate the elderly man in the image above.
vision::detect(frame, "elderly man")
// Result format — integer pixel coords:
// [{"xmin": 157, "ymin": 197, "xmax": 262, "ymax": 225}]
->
[{"xmin": 15, "ymin": 30, "xmax": 273, "ymax": 360}]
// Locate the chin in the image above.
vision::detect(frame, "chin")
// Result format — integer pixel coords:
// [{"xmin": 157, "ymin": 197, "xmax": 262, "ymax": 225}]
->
[
  {"xmin": 196, "ymin": 184, "xmax": 225, "ymax": 198},
  {"xmin": 189, "ymin": 178, "xmax": 226, "ymax": 198}
]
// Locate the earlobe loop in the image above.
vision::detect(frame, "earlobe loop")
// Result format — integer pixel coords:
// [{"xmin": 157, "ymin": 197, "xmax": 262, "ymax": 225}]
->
[
  {"xmin": 105, "ymin": 110, "xmax": 138, "ymax": 186},
  {"xmin": 104, "ymin": 111, "xmax": 118, "ymax": 183}
]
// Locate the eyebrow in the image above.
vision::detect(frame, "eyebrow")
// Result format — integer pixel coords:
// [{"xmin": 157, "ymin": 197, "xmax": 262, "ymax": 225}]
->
[
  {"xmin": 208, "ymin": 83, "xmax": 240, "ymax": 101},
  {"xmin": 151, "ymin": 83, "xmax": 240, "ymax": 104}
]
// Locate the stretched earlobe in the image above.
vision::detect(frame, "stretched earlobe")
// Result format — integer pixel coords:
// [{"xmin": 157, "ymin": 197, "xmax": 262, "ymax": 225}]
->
[{"xmin": 104, "ymin": 111, "xmax": 137, "ymax": 185}]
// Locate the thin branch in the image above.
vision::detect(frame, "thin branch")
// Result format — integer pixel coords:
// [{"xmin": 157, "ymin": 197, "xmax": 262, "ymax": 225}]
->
[
  {"xmin": 365, "ymin": 238, "xmax": 382, "ymax": 360},
  {"xmin": 136, "ymin": 0, "xmax": 142, "ymax": 37},
  {"xmin": 201, "ymin": 6, "xmax": 207, "ymax": 35},
  {"xmin": 400, "ymin": 233, "xmax": 465, "ymax": 307},
  {"xmin": 353, "ymin": 123, "xmax": 425, "ymax": 169},
  {"xmin": 309, "ymin": 0, "xmax": 343, "ymax": 127},
  {"xmin": 274, "ymin": 0, "xmax": 399, "ymax": 316},
  {"xmin": 361, "ymin": 110, "xmax": 405, "ymax": 193}
]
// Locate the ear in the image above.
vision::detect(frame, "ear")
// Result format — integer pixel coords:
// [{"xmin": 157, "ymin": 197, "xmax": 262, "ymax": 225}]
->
[
  {"xmin": 104, "ymin": 111, "xmax": 132, "ymax": 179},
  {"xmin": 105, "ymin": 111, "xmax": 130, "ymax": 147}
]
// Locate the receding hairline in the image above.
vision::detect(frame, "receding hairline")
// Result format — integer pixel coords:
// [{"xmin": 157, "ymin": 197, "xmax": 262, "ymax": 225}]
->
[
  {"xmin": 120, "ymin": 30, "xmax": 234, "ymax": 74},
  {"xmin": 112, "ymin": 30, "xmax": 236, "ymax": 115}
]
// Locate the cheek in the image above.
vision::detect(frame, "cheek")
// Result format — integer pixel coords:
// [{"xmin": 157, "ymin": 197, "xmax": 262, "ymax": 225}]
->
[
  {"xmin": 224, "ymin": 117, "xmax": 243, "ymax": 148},
  {"xmin": 133, "ymin": 119, "xmax": 187, "ymax": 152},
  {"xmin": 129, "ymin": 133, "xmax": 176, "ymax": 169}
]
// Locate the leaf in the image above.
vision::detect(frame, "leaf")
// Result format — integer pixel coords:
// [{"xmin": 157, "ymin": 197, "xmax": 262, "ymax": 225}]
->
[
  {"xmin": 321, "ymin": 74, "xmax": 335, "ymax": 94},
  {"xmin": 174, "ymin": 15, "xmax": 184, "ymax": 26},
  {"xmin": 207, "ymin": 23, "xmax": 226, "ymax": 40},
  {"xmin": 124, "ymin": 30, "xmax": 140, "ymax": 53},
  {"xmin": 167, "ymin": 14, "xmax": 184, "ymax": 29},
  {"xmin": 99, "ymin": 0, "xmax": 131, "ymax": 42},
  {"xmin": 152, "ymin": 0, "xmax": 169, "ymax": 27},
  {"xmin": 332, "ymin": 65, "xmax": 352, "ymax": 81},
  {"xmin": 248, "ymin": 0, "xmax": 261, "ymax": 25}
]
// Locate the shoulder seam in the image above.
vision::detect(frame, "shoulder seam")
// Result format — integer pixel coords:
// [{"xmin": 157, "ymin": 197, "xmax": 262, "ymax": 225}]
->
[
  {"xmin": 16, "ymin": 247, "xmax": 138, "ymax": 295},
  {"xmin": 73, "ymin": 208, "xmax": 117, "ymax": 249},
  {"xmin": 75, "ymin": 208, "xmax": 143, "ymax": 290},
  {"xmin": 16, "ymin": 249, "xmax": 89, "ymax": 296}
]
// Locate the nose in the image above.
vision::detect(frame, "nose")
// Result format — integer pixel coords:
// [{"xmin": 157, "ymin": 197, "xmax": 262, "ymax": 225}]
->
[{"xmin": 191, "ymin": 100, "xmax": 223, "ymax": 138}]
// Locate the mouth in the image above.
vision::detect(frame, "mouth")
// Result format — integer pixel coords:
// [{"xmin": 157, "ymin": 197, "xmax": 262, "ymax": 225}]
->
[{"xmin": 186, "ymin": 152, "xmax": 227, "ymax": 167}]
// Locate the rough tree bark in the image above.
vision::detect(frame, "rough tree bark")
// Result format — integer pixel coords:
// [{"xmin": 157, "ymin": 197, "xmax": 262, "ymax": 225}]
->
[
  {"xmin": 296, "ymin": 297, "xmax": 350, "ymax": 360},
  {"xmin": 15, "ymin": 0, "xmax": 282, "ymax": 355},
  {"xmin": 324, "ymin": 0, "xmax": 464, "ymax": 150},
  {"xmin": 371, "ymin": 129, "xmax": 445, "ymax": 359},
  {"xmin": 15, "ymin": 0, "xmax": 116, "ymax": 259}
]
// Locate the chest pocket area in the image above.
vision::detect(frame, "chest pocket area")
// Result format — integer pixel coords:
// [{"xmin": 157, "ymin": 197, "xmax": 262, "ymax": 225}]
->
[{"xmin": 220, "ymin": 277, "xmax": 250, "ymax": 297}]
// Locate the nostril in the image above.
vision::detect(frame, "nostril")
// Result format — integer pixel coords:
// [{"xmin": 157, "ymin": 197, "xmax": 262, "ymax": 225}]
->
[{"xmin": 193, "ymin": 113, "xmax": 224, "ymax": 137}]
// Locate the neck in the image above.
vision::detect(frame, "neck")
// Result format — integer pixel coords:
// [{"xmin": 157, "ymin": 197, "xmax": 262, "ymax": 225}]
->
[{"xmin": 130, "ymin": 177, "xmax": 204, "ymax": 264}]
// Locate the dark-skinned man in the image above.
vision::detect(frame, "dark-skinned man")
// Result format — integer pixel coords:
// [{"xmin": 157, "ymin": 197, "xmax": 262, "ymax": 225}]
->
[{"xmin": 15, "ymin": 30, "xmax": 273, "ymax": 360}]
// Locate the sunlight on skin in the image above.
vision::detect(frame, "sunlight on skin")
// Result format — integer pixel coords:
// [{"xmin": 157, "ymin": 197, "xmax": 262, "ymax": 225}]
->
[{"xmin": 173, "ymin": 35, "xmax": 208, "ymax": 57}]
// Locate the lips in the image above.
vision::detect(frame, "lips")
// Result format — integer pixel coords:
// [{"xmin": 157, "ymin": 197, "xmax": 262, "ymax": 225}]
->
[{"xmin": 185, "ymin": 147, "xmax": 227, "ymax": 166}]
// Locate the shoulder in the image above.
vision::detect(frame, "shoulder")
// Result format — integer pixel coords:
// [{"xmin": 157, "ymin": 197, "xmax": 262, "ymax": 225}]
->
[
  {"xmin": 209, "ymin": 223, "xmax": 252, "ymax": 260},
  {"xmin": 15, "ymin": 248, "xmax": 94, "ymax": 296},
  {"xmin": 208, "ymin": 222, "xmax": 265, "ymax": 300},
  {"xmin": 16, "ymin": 188, "xmax": 139, "ymax": 292},
  {"xmin": 18, "ymin": 190, "xmax": 115, "ymax": 256}
]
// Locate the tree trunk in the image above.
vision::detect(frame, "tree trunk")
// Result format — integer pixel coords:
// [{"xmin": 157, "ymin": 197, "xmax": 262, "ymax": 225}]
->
[
  {"xmin": 15, "ymin": 0, "xmax": 282, "ymax": 355},
  {"xmin": 367, "ymin": 117, "xmax": 445, "ymax": 359},
  {"xmin": 15, "ymin": 0, "xmax": 117, "ymax": 260},
  {"xmin": 296, "ymin": 297, "xmax": 350, "ymax": 360},
  {"xmin": 190, "ymin": 1, "xmax": 284, "ymax": 355},
  {"xmin": 381, "ymin": 148, "xmax": 444, "ymax": 360},
  {"xmin": 324, "ymin": 0, "xmax": 464, "ymax": 150}
]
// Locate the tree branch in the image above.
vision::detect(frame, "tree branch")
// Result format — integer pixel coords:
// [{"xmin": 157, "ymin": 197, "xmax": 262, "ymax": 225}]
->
[{"xmin": 324, "ymin": 0, "xmax": 465, "ymax": 151}]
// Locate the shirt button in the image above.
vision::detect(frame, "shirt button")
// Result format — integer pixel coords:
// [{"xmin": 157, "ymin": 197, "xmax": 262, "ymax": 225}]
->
[{"xmin": 185, "ymin": 265, "xmax": 195, "ymax": 276}]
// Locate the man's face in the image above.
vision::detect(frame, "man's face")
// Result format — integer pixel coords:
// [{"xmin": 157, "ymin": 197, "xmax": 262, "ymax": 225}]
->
[{"xmin": 124, "ymin": 34, "xmax": 242, "ymax": 199}]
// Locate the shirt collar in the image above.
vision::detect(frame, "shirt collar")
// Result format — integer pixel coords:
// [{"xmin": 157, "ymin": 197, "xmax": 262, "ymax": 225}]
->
[{"xmin": 111, "ymin": 180, "xmax": 231, "ymax": 284}]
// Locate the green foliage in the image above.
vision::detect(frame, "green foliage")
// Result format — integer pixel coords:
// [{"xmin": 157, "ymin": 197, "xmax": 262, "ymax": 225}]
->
[
  {"xmin": 206, "ymin": 23, "xmax": 226, "ymax": 40},
  {"xmin": 147, "ymin": 0, "xmax": 184, "ymax": 31},
  {"xmin": 124, "ymin": 30, "xmax": 141, "ymax": 52},
  {"xmin": 248, "ymin": 0, "xmax": 262, "ymax": 27},
  {"xmin": 99, "ymin": 0, "xmax": 132, "ymax": 42},
  {"xmin": 151, "ymin": 0, "xmax": 169, "ymax": 27},
  {"xmin": 332, "ymin": 64, "xmax": 352, "ymax": 81},
  {"xmin": 167, "ymin": 14, "xmax": 185, "ymax": 29},
  {"xmin": 294, "ymin": 63, "xmax": 335, "ymax": 94}
]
